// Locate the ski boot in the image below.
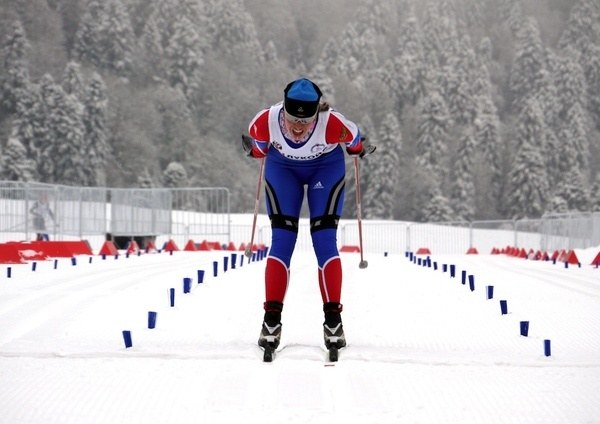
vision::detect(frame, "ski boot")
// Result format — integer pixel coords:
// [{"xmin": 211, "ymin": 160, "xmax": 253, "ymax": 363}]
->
[
  {"xmin": 323, "ymin": 302, "xmax": 346, "ymax": 362},
  {"xmin": 258, "ymin": 301, "xmax": 283, "ymax": 362}
]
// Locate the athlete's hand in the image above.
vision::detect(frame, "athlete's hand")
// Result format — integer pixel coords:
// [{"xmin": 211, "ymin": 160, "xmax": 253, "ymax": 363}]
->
[
  {"xmin": 347, "ymin": 137, "xmax": 376, "ymax": 158},
  {"xmin": 241, "ymin": 134, "xmax": 254, "ymax": 157}
]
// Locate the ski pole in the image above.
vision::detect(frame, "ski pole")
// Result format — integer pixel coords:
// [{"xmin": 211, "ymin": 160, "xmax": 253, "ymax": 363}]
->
[
  {"xmin": 245, "ymin": 157, "xmax": 266, "ymax": 258},
  {"xmin": 353, "ymin": 156, "xmax": 368, "ymax": 269}
]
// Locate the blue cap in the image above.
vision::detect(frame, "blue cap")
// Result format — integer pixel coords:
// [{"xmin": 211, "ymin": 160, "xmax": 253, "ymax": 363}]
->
[{"xmin": 284, "ymin": 78, "xmax": 322, "ymax": 119}]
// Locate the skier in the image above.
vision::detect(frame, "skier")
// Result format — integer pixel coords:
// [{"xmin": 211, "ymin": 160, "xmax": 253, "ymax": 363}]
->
[
  {"xmin": 243, "ymin": 77, "xmax": 375, "ymax": 360},
  {"xmin": 30, "ymin": 192, "xmax": 55, "ymax": 241}
]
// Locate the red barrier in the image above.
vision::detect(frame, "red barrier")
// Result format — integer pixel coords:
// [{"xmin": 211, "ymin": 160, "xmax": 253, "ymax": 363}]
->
[
  {"xmin": 565, "ymin": 250, "xmax": 580, "ymax": 265},
  {"xmin": 163, "ymin": 239, "xmax": 179, "ymax": 252},
  {"xmin": 0, "ymin": 241, "xmax": 92, "ymax": 263},
  {"xmin": 28, "ymin": 241, "xmax": 93, "ymax": 257},
  {"xmin": 126, "ymin": 240, "xmax": 141, "ymax": 254},
  {"xmin": 184, "ymin": 240, "xmax": 197, "ymax": 251},
  {"xmin": 98, "ymin": 241, "xmax": 119, "ymax": 256},
  {"xmin": 0, "ymin": 243, "xmax": 26, "ymax": 264},
  {"xmin": 340, "ymin": 245, "xmax": 360, "ymax": 253}
]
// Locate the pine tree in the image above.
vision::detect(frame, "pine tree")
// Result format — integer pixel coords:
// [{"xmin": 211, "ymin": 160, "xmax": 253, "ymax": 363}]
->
[
  {"xmin": 474, "ymin": 94, "xmax": 502, "ymax": 214},
  {"xmin": 102, "ymin": 0, "xmax": 135, "ymax": 75},
  {"xmin": 557, "ymin": 0, "xmax": 600, "ymax": 128},
  {"xmin": 61, "ymin": 60, "xmax": 85, "ymax": 99},
  {"xmin": 0, "ymin": 137, "xmax": 35, "ymax": 181},
  {"xmin": 363, "ymin": 113, "xmax": 402, "ymax": 219},
  {"xmin": 73, "ymin": 0, "xmax": 135, "ymax": 75},
  {"xmin": 582, "ymin": 43, "xmax": 600, "ymax": 128},
  {"xmin": 506, "ymin": 98, "xmax": 550, "ymax": 219},
  {"xmin": 139, "ymin": 11, "xmax": 165, "ymax": 82},
  {"xmin": 382, "ymin": 14, "xmax": 425, "ymax": 113},
  {"xmin": 509, "ymin": 17, "xmax": 546, "ymax": 112},
  {"xmin": 549, "ymin": 169, "xmax": 590, "ymax": 213},
  {"xmin": 153, "ymin": 86, "xmax": 195, "ymax": 170},
  {"xmin": 10, "ymin": 86, "xmax": 43, "ymax": 173},
  {"xmin": 82, "ymin": 72, "xmax": 110, "ymax": 186},
  {"xmin": 165, "ymin": 15, "xmax": 203, "ymax": 98},
  {"xmin": 451, "ymin": 127, "xmax": 476, "ymax": 220},
  {"xmin": 557, "ymin": 0, "xmax": 599, "ymax": 54},
  {"xmin": 590, "ymin": 174, "xmax": 600, "ymax": 212},
  {"xmin": 73, "ymin": 0, "xmax": 105, "ymax": 67},
  {"xmin": 205, "ymin": 0, "xmax": 263, "ymax": 62},
  {"xmin": 335, "ymin": 25, "xmax": 378, "ymax": 85},
  {"xmin": 443, "ymin": 35, "xmax": 478, "ymax": 126},
  {"xmin": 37, "ymin": 74, "xmax": 86, "ymax": 185},
  {"xmin": 415, "ymin": 87, "xmax": 450, "ymax": 178},
  {"xmin": 1, "ymin": 20, "xmax": 30, "ymax": 114},
  {"xmin": 137, "ymin": 168, "xmax": 154, "ymax": 188},
  {"xmin": 422, "ymin": 186, "xmax": 456, "ymax": 223},
  {"xmin": 163, "ymin": 161, "xmax": 188, "ymax": 188},
  {"xmin": 553, "ymin": 53, "xmax": 590, "ymax": 172}
]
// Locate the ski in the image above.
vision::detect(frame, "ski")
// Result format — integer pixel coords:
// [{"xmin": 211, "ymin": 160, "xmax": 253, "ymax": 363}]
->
[
  {"xmin": 262, "ymin": 344, "xmax": 275, "ymax": 362},
  {"xmin": 328, "ymin": 346, "xmax": 339, "ymax": 362},
  {"xmin": 260, "ymin": 344, "xmax": 342, "ymax": 362}
]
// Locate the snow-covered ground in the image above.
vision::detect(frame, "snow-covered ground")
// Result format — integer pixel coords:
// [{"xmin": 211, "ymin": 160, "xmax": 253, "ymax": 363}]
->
[{"xmin": 1, "ymin": 245, "xmax": 599, "ymax": 423}]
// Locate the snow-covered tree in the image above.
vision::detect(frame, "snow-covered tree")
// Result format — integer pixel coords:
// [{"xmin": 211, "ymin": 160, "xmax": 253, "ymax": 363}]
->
[
  {"xmin": 163, "ymin": 161, "xmax": 188, "ymax": 188},
  {"xmin": 415, "ymin": 87, "xmax": 450, "ymax": 178},
  {"xmin": 557, "ymin": 0, "xmax": 599, "ymax": 54},
  {"xmin": 73, "ymin": 0, "xmax": 105, "ymax": 67},
  {"xmin": 549, "ymin": 168, "xmax": 590, "ymax": 213},
  {"xmin": 165, "ymin": 15, "xmax": 203, "ymax": 98},
  {"xmin": 10, "ymin": 86, "xmax": 43, "ymax": 172},
  {"xmin": 509, "ymin": 17, "xmax": 546, "ymax": 112},
  {"xmin": 506, "ymin": 98, "xmax": 550, "ymax": 218},
  {"xmin": 422, "ymin": 186, "xmax": 456, "ymax": 223},
  {"xmin": 590, "ymin": 174, "xmax": 600, "ymax": 212},
  {"xmin": 381, "ymin": 14, "xmax": 425, "ymax": 113},
  {"xmin": 37, "ymin": 74, "xmax": 86, "ymax": 185},
  {"xmin": 73, "ymin": 0, "xmax": 135, "ymax": 75},
  {"xmin": 1, "ymin": 20, "xmax": 30, "ymax": 114},
  {"xmin": 205, "ymin": 0, "xmax": 263, "ymax": 63},
  {"xmin": 474, "ymin": 95, "xmax": 502, "ymax": 210},
  {"xmin": 137, "ymin": 168, "xmax": 154, "ymax": 188},
  {"xmin": 450, "ymin": 127, "xmax": 476, "ymax": 220},
  {"xmin": 442, "ymin": 37, "xmax": 478, "ymax": 126},
  {"xmin": 61, "ymin": 61, "xmax": 85, "ymax": 100},
  {"xmin": 0, "ymin": 137, "xmax": 35, "ymax": 182},
  {"xmin": 102, "ymin": 0, "xmax": 136, "ymax": 75},
  {"xmin": 82, "ymin": 72, "xmax": 110, "ymax": 186},
  {"xmin": 363, "ymin": 113, "xmax": 402, "ymax": 219}
]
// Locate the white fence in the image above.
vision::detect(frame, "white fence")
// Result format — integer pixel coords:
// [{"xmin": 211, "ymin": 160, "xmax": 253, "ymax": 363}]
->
[{"xmin": 1, "ymin": 181, "xmax": 598, "ymax": 254}]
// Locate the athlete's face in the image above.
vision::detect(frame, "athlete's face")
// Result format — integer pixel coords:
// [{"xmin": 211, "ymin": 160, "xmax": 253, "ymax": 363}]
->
[
  {"xmin": 283, "ymin": 118, "xmax": 312, "ymax": 141},
  {"xmin": 283, "ymin": 111, "xmax": 316, "ymax": 141}
]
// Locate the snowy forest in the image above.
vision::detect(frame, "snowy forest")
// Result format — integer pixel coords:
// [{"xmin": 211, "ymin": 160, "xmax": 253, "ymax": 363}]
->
[{"xmin": 0, "ymin": 0, "xmax": 598, "ymax": 221}]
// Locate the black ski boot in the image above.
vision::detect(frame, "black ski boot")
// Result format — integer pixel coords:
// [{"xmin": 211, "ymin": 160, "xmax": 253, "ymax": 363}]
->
[
  {"xmin": 323, "ymin": 302, "xmax": 346, "ymax": 361},
  {"xmin": 258, "ymin": 301, "xmax": 283, "ymax": 362}
]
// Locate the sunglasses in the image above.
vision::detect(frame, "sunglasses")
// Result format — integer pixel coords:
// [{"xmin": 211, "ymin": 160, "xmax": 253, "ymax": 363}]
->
[{"xmin": 284, "ymin": 109, "xmax": 317, "ymax": 124}]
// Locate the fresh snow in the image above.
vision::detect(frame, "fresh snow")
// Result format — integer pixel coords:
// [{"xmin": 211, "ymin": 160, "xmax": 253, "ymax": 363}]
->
[{"xmin": 1, "ymin": 244, "xmax": 599, "ymax": 423}]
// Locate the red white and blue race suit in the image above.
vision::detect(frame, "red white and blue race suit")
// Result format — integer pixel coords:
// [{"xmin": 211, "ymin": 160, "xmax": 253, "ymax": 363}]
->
[{"xmin": 248, "ymin": 102, "xmax": 363, "ymax": 307}]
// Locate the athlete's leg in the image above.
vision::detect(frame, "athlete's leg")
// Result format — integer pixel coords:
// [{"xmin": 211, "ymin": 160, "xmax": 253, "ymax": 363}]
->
[
  {"xmin": 306, "ymin": 148, "xmax": 346, "ymax": 304},
  {"xmin": 262, "ymin": 159, "xmax": 304, "ymax": 307}
]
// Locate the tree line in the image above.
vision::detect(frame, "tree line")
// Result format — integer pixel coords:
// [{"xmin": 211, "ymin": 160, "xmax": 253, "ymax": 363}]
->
[{"xmin": 0, "ymin": 0, "xmax": 598, "ymax": 220}]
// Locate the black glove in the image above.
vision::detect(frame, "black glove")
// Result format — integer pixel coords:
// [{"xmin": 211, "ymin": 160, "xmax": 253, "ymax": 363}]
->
[
  {"xmin": 359, "ymin": 143, "xmax": 376, "ymax": 158},
  {"xmin": 347, "ymin": 136, "xmax": 376, "ymax": 158},
  {"xmin": 241, "ymin": 134, "xmax": 253, "ymax": 157}
]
